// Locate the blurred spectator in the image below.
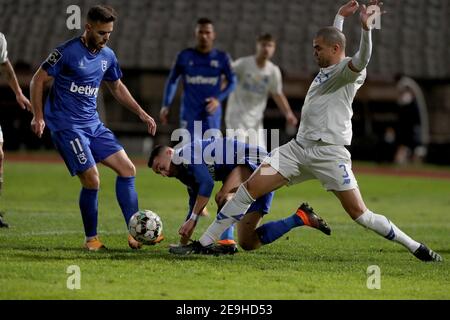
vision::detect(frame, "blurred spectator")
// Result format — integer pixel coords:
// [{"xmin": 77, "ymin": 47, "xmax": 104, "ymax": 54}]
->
[{"xmin": 394, "ymin": 76, "xmax": 428, "ymax": 164}]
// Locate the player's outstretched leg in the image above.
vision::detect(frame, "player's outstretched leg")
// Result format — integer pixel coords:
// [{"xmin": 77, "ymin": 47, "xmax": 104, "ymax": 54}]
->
[
  {"xmin": 335, "ymin": 189, "xmax": 442, "ymax": 262},
  {"xmin": 256, "ymin": 203, "xmax": 331, "ymax": 246}
]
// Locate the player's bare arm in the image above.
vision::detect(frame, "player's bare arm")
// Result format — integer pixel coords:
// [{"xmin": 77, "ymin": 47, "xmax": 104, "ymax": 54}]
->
[
  {"xmin": 178, "ymin": 195, "xmax": 209, "ymax": 239},
  {"xmin": 104, "ymin": 79, "xmax": 157, "ymax": 135},
  {"xmin": 1, "ymin": 60, "xmax": 32, "ymax": 111},
  {"xmin": 30, "ymin": 67, "xmax": 53, "ymax": 138},
  {"xmin": 0, "ymin": 60, "xmax": 31, "ymax": 111},
  {"xmin": 272, "ymin": 93, "xmax": 298, "ymax": 127}
]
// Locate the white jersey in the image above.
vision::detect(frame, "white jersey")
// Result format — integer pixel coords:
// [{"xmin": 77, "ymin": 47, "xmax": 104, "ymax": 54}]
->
[
  {"xmin": 0, "ymin": 32, "xmax": 8, "ymax": 64},
  {"xmin": 296, "ymin": 57, "xmax": 366, "ymax": 146},
  {"xmin": 225, "ymin": 56, "xmax": 283, "ymax": 131}
]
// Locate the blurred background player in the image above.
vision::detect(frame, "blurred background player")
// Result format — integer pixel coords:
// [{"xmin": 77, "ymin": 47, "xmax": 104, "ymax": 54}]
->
[
  {"xmin": 148, "ymin": 137, "xmax": 330, "ymax": 254},
  {"xmin": 180, "ymin": 1, "xmax": 442, "ymax": 262},
  {"xmin": 29, "ymin": 5, "xmax": 157, "ymax": 250},
  {"xmin": 0, "ymin": 32, "xmax": 32, "ymax": 228},
  {"xmin": 225, "ymin": 33, "xmax": 298, "ymax": 148},
  {"xmin": 159, "ymin": 17, "xmax": 236, "ymax": 141}
]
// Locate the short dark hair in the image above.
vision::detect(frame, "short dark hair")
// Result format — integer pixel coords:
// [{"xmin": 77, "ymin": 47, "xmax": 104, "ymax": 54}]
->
[
  {"xmin": 148, "ymin": 145, "xmax": 167, "ymax": 168},
  {"xmin": 87, "ymin": 5, "xmax": 117, "ymax": 23},
  {"xmin": 257, "ymin": 33, "xmax": 276, "ymax": 43},
  {"xmin": 197, "ymin": 17, "xmax": 213, "ymax": 26},
  {"xmin": 315, "ymin": 27, "xmax": 346, "ymax": 49}
]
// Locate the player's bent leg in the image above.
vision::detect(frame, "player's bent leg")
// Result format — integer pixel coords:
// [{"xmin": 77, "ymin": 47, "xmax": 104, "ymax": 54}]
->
[
  {"xmin": 334, "ymin": 189, "xmax": 442, "ymax": 262},
  {"xmin": 237, "ymin": 211, "xmax": 264, "ymax": 251},
  {"xmin": 101, "ymin": 149, "xmax": 136, "ymax": 177},
  {"xmin": 216, "ymin": 165, "xmax": 254, "ymax": 248},
  {"xmin": 102, "ymin": 150, "xmax": 139, "ymax": 224},
  {"xmin": 77, "ymin": 166, "xmax": 105, "ymax": 251},
  {"xmin": 199, "ymin": 163, "xmax": 288, "ymax": 247}
]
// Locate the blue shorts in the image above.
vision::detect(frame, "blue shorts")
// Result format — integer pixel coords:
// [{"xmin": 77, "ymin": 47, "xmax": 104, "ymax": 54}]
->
[
  {"xmin": 51, "ymin": 123, "xmax": 123, "ymax": 176},
  {"xmin": 247, "ymin": 191, "xmax": 274, "ymax": 216}
]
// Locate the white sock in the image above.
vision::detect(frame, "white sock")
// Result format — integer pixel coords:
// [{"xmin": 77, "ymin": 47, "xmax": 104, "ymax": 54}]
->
[
  {"xmin": 200, "ymin": 184, "xmax": 255, "ymax": 246},
  {"xmin": 355, "ymin": 209, "xmax": 420, "ymax": 252}
]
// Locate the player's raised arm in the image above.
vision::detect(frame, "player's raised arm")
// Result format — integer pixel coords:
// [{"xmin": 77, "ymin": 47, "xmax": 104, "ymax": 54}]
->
[
  {"xmin": 104, "ymin": 79, "xmax": 156, "ymax": 135},
  {"xmin": 348, "ymin": 1, "xmax": 384, "ymax": 73},
  {"xmin": 30, "ymin": 67, "xmax": 53, "ymax": 138},
  {"xmin": 334, "ymin": 0, "xmax": 360, "ymax": 31}
]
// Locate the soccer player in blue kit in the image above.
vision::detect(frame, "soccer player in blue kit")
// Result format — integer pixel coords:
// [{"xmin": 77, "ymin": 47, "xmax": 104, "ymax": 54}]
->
[
  {"xmin": 30, "ymin": 5, "xmax": 158, "ymax": 251},
  {"xmin": 160, "ymin": 17, "xmax": 237, "ymax": 245},
  {"xmin": 159, "ymin": 18, "xmax": 236, "ymax": 139},
  {"xmin": 148, "ymin": 137, "xmax": 330, "ymax": 254}
]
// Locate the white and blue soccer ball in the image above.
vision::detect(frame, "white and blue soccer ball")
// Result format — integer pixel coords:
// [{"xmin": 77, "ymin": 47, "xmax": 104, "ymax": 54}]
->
[{"xmin": 128, "ymin": 210, "xmax": 163, "ymax": 244}]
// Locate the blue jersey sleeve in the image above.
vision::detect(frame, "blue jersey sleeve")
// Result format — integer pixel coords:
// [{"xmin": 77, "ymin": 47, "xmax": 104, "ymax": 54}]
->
[
  {"xmin": 41, "ymin": 46, "xmax": 66, "ymax": 77},
  {"xmin": 190, "ymin": 164, "xmax": 215, "ymax": 198},
  {"xmin": 217, "ymin": 53, "xmax": 237, "ymax": 102},
  {"xmin": 185, "ymin": 185, "xmax": 198, "ymax": 221},
  {"xmin": 162, "ymin": 52, "xmax": 183, "ymax": 107},
  {"xmin": 103, "ymin": 53, "xmax": 123, "ymax": 81}
]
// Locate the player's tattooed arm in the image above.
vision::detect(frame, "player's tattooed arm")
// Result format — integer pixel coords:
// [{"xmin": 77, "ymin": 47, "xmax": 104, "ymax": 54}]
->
[{"xmin": 30, "ymin": 67, "xmax": 53, "ymax": 138}]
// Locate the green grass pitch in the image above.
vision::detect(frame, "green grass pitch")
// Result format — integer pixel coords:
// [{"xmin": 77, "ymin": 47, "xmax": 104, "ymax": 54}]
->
[{"xmin": 0, "ymin": 160, "xmax": 449, "ymax": 299}]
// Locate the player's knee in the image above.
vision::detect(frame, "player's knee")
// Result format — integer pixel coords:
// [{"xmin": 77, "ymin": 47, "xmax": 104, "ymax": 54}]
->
[
  {"xmin": 80, "ymin": 172, "xmax": 100, "ymax": 189},
  {"xmin": 0, "ymin": 148, "xmax": 4, "ymax": 162},
  {"xmin": 215, "ymin": 192, "xmax": 229, "ymax": 208},
  {"xmin": 345, "ymin": 203, "xmax": 366, "ymax": 220},
  {"xmin": 119, "ymin": 161, "xmax": 136, "ymax": 177}
]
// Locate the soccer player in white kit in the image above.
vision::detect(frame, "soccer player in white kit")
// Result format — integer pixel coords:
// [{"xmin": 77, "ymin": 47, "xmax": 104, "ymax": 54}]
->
[
  {"xmin": 0, "ymin": 32, "xmax": 32, "ymax": 227},
  {"xmin": 173, "ymin": 1, "xmax": 442, "ymax": 262},
  {"xmin": 225, "ymin": 34, "xmax": 298, "ymax": 148}
]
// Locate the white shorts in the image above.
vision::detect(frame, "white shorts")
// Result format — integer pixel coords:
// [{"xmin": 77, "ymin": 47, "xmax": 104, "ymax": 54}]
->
[
  {"xmin": 0, "ymin": 125, "xmax": 3, "ymax": 143},
  {"xmin": 263, "ymin": 138, "xmax": 358, "ymax": 191}
]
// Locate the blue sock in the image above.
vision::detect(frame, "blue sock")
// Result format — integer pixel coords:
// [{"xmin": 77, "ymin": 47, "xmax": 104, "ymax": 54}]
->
[
  {"xmin": 256, "ymin": 212, "xmax": 304, "ymax": 245},
  {"xmin": 219, "ymin": 225, "xmax": 235, "ymax": 242},
  {"xmin": 79, "ymin": 188, "xmax": 99, "ymax": 238},
  {"xmin": 116, "ymin": 176, "xmax": 139, "ymax": 225}
]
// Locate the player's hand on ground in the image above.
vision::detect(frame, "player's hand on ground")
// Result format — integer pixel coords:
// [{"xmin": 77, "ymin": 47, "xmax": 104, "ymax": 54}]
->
[
  {"xmin": 178, "ymin": 219, "xmax": 196, "ymax": 239},
  {"xmin": 31, "ymin": 117, "xmax": 45, "ymax": 138},
  {"xmin": 359, "ymin": 0, "xmax": 385, "ymax": 30},
  {"xmin": 16, "ymin": 93, "xmax": 32, "ymax": 112},
  {"xmin": 205, "ymin": 97, "xmax": 219, "ymax": 114},
  {"xmin": 338, "ymin": 0, "xmax": 360, "ymax": 17},
  {"xmin": 160, "ymin": 107, "xmax": 169, "ymax": 125},
  {"xmin": 140, "ymin": 112, "xmax": 157, "ymax": 135},
  {"xmin": 286, "ymin": 112, "xmax": 298, "ymax": 127}
]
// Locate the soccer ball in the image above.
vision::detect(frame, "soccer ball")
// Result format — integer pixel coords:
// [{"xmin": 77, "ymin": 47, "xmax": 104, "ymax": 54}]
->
[{"xmin": 128, "ymin": 210, "xmax": 163, "ymax": 245}]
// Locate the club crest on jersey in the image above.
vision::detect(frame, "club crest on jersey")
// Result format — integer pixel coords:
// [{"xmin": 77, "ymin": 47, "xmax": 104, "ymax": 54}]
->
[
  {"xmin": 314, "ymin": 71, "xmax": 330, "ymax": 84},
  {"xmin": 210, "ymin": 60, "xmax": 219, "ymax": 68},
  {"xmin": 77, "ymin": 153, "xmax": 87, "ymax": 164},
  {"xmin": 78, "ymin": 60, "xmax": 86, "ymax": 69},
  {"xmin": 101, "ymin": 60, "xmax": 108, "ymax": 72},
  {"xmin": 45, "ymin": 49, "xmax": 62, "ymax": 66}
]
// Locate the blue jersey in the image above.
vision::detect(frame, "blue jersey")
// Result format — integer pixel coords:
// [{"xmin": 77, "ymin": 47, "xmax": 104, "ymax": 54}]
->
[
  {"xmin": 163, "ymin": 48, "xmax": 236, "ymax": 131},
  {"xmin": 42, "ymin": 37, "xmax": 122, "ymax": 132},
  {"xmin": 172, "ymin": 138, "xmax": 267, "ymax": 215}
]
